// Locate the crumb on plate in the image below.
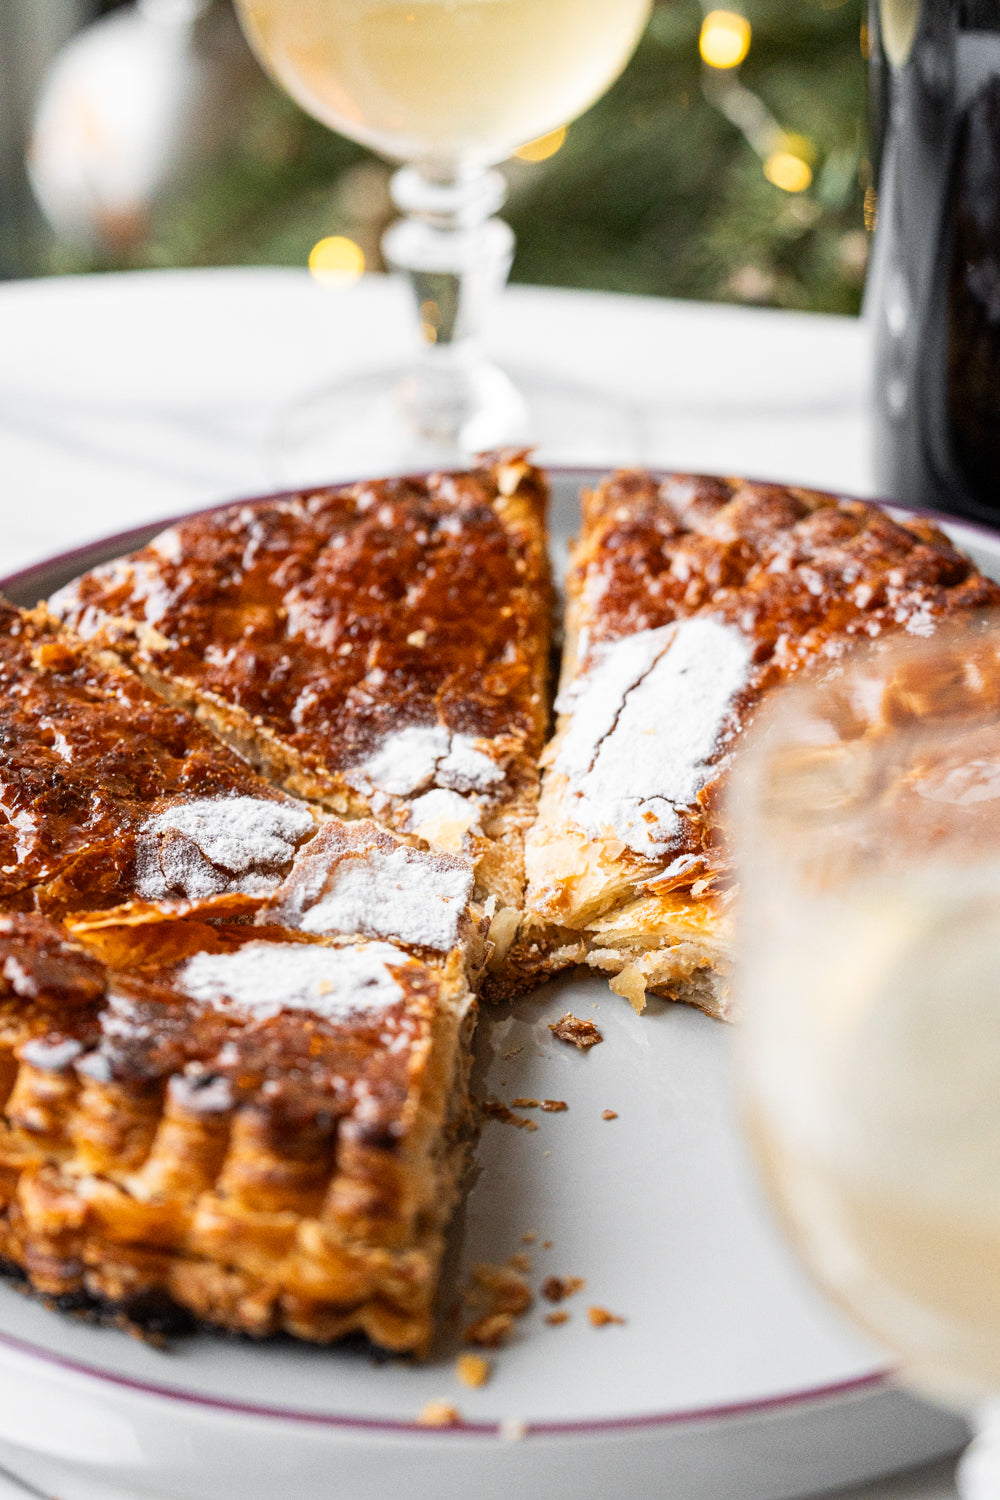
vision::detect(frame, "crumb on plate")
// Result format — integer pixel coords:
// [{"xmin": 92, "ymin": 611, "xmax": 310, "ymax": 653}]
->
[
  {"xmin": 549, "ymin": 1014, "xmax": 603, "ymax": 1050},
  {"xmin": 587, "ymin": 1306, "xmax": 626, "ymax": 1327},
  {"xmin": 463, "ymin": 1312, "xmax": 515, "ymax": 1348},
  {"xmin": 482, "ymin": 1098, "xmax": 539, "ymax": 1132},
  {"xmin": 468, "ymin": 1262, "xmax": 533, "ymax": 1314},
  {"xmin": 541, "ymin": 1275, "xmax": 586, "ymax": 1303},
  {"xmin": 456, "ymin": 1353, "xmax": 492, "ymax": 1387},
  {"xmin": 418, "ymin": 1401, "xmax": 462, "ymax": 1427}
]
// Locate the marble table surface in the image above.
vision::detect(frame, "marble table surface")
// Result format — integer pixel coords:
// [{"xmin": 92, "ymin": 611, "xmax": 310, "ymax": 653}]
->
[{"xmin": 0, "ymin": 267, "xmax": 961, "ymax": 1500}]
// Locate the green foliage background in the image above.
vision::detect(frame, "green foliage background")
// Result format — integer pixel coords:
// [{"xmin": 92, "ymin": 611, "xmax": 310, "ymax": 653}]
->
[{"xmin": 63, "ymin": 0, "xmax": 869, "ymax": 314}]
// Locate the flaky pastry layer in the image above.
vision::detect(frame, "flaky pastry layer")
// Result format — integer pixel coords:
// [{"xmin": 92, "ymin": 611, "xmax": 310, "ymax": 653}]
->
[
  {"xmin": 0, "ymin": 914, "xmax": 475, "ymax": 1353},
  {"xmin": 518, "ymin": 470, "xmax": 1000, "ymax": 1017}
]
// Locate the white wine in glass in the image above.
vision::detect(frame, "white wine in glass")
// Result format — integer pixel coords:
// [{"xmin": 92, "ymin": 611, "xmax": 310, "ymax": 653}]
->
[
  {"xmin": 234, "ymin": 0, "xmax": 652, "ymax": 474},
  {"xmin": 732, "ymin": 624, "xmax": 1000, "ymax": 1498}
]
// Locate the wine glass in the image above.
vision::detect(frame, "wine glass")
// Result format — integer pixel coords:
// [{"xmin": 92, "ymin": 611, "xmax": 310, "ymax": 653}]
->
[
  {"xmin": 731, "ymin": 619, "xmax": 1000, "ymax": 1498},
  {"xmin": 232, "ymin": 0, "xmax": 652, "ymax": 479}
]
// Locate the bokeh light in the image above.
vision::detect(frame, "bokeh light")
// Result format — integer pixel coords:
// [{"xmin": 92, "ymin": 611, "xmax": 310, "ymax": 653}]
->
[
  {"xmin": 699, "ymin": 11, "xmax": 752, "ymax": 69},
  {"xmin": 308, "ymin": 235, "xmax": 365, "ymax": 286},
  {"xmin": 763, "ymin": 152, "xmax": 813, "ymax": 193},
  {"xmin": 514, "ymin": 126, "xmax": 568, "ymax": 163}
]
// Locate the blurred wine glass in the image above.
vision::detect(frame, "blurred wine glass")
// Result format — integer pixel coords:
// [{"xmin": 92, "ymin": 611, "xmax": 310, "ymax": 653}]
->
[
  {"xmin": 731, "ymin": 620, "xmax": 1000, "ymax": 1498},
  {"xmin": 232, "ymin": 0, "xmax": 652, "ymax": 475}
]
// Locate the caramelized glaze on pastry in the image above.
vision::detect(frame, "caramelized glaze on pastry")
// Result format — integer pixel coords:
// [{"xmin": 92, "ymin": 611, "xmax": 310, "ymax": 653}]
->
[
  {"xmin": 49, "ymin": 456, "xmax": 554, "ymax": 943},
  {"xmin": 0, "ymin": 603, "xmax": 316, "ymax": 922},
  {"xmin": 517, "ymin": 472, "xmax": 1000, "ymax": 1016},
  {"xmin": 0, "ymin": 912, "xmax": 474, "ymax": 1353}
]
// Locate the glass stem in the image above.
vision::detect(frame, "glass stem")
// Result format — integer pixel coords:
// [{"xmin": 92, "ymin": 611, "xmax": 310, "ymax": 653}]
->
[
  {"xmin": 958, "ymin": 1400, "xmax": 1000, "ymax": 1499},
  {"xmin": 381, "ymin": 164, "xmax": 527, "ymax": 453}
]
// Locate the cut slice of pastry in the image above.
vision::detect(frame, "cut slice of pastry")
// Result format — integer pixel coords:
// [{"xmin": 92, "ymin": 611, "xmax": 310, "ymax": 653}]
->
[
  {"xmin": 49, "ymin": 454, "xmax": 553, "ymax": 976},
  {"xmin": 261, "ymin": 817, "xmax": 487, "ymax": 980},
  {"xmin": 0, "ymin": 602, "xmax": 319, "ymax": 922},
  {"xmin": 0, "ymin": 911, "xmax": 475, "ymax": 1354},
  {"xmin": 518, "ymin": 470, "xmax": 1000, "ymax": 1018}
]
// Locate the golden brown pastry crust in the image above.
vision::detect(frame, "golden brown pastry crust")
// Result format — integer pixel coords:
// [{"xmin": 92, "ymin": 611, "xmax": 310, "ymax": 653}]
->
[
  {"xmin": 0, "ymin": 602, "xmax": 317, "ymax": 922},
  {"xmin": 48, "ymin": 455, "xmax": 554, "ymax": 950},
  {"xmin": 0, "ymin": 913, "xmax": 475, "ymax": 1354},
  {"xmin": 0, "ymin": 455, "xmax": 555, "ymax": 1352},
  {"xmin": 518, "ymin": 471, "xmax": 1000, "ymax": 1016}
]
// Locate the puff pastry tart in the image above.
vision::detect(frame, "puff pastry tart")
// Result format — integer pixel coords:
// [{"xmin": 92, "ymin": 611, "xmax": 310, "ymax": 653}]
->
[
  {"xmin": 0, "ymin": 911, "xmax": 474, "ymax": 1353},
  {"xmin": 49, "ymin": 455, "xmax": 553, "ymax": 980},
  {"xmin": 0, "ymin": 602, "xmax": 318, "ymax": 923},
  {"xmin": 518, "ymin": 471, "xmax": 1000, "ymax": 1018}
]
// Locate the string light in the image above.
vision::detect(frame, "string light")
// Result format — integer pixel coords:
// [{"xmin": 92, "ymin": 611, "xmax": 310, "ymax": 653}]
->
[
  {"xmin": 763, "ymin": 151, "xmax": 813, "ymax": 193},
  {"xmin": 514, "ymin": 126, "xmax": 567, "ymax": 163},
  {"xmin": 699, "ymin": 10, "xmax": 752, "ymax": 69},
  {"xmin": 308, "ymin": 235, "xmax": 365, "ymax": 286}
]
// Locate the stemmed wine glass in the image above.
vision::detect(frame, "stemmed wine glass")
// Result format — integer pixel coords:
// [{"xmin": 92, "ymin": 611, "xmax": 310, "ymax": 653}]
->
[
  {"xmin": 731, "ymin": 620, "xmax": 1000, "ymax": 1498},
  {"xmin": 232, "ymin": 0, "xmax": 651, "ymax": 477}
]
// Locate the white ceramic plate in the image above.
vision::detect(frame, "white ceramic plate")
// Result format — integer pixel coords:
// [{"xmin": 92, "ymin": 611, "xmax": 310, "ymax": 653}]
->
[{"xmin": 0, "ymin": 471, "xmax": 982, "ymax": 1500}]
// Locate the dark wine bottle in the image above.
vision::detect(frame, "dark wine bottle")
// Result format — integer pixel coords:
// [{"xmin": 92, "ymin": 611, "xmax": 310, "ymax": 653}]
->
[{"xmin": 870, "ymin": 0, "xmax": 1000, "ymax": 522}]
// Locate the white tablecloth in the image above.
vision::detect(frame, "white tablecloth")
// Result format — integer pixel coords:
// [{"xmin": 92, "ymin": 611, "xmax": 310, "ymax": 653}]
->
[
  {"xmin": 0, "ymin": 266, "xmax": 873, "ymax": 576},
  {"xmin": 0, "ymin": 267, "xmax": 959, "ymax": 1500}
]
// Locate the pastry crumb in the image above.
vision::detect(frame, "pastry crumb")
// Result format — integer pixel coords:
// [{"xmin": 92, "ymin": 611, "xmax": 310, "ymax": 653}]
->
[
  {"xmin": 503, "ymin": 1046, "xmax": 524, "ymax": 1060},
  {"xmin": 482, "ymin": 1098, "xmax": 539, "ymax": 1131},
  {"xmin": 468, "ymin": 1262, "xmax": 533, "ymax": 1314},
  {"xmin": 456, "ymin": 1353, "xmax": 491, "ymax": 1387},
  {"xmin": 544, "ymin": 1310, "xmax": 569, "ymax": 1326},
  {"xmin": 609, "ymin": 965, "xmax": 647, "ymax": 1014},
  {"xmin": 521, "ymin": 1232, "xmax": 536, "ymax": 1244},
  {"xmin": 406, "ymin": 629, "xmax": 428, "ymax": 647},
  {"xmin": 540, "ymin": 1099, "xmax": 567, "ymax": 1112},
  {"xmin": 464, "ymin": 1312, "xmax": 515, "ymax": 1348},
  {"xmin": 549, "ymin": 1014, "xmax": 603, "ymax": 1050},
  {"xmin": 601, "ymin": 1109, "xmax": 618, "ymax": 1121},
  {"xmin": 587, "ymin": 1306, "xmax": 626, "ymax": 1327},
  {"xmin": 418, "ymin": 1401, "xmax": 462, "ymax": 1427},
  {"xmin": 542, "ymin": 1239, "xmax": 553, "ymax": 1250},
  {"xmin": 510, "ymin": 1097, "xmax": 539, "ymax": 1109},
  {"xmin": 541, "ymin": 1275, "xmax": 585, "ymax": 1303},
  {"xmin": 508, "ymin": 1252, "xmax": 531, "ymax": 1273}
]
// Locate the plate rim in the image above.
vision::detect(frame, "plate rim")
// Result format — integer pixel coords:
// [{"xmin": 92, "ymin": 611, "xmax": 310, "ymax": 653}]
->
[{"xmin": 4, "ymin": 463, "xmax": 989, "ymax": 1440}]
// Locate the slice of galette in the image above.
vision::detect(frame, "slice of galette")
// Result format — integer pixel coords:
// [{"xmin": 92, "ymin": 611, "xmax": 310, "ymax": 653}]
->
[
  {"xmin": 0, "ymin": 912, "xmax": 475, "ymax": 1354},
  {"xmin": 517, "ymin": 470, "xmax": 1000, "ymax": 1018},
  {"xmin": 49, "ymin": 453, "xmax": 553, "ymax": 986}
]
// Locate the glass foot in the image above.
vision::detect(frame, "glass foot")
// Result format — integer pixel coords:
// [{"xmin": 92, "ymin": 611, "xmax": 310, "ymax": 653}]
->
[
  {"xmin": 264, "ymin": 363, "xmax": 643, "ymax": 488},
  {"xmin": 957, "ymin": 1400, "xmax": 1000, "ymax": 1499}
]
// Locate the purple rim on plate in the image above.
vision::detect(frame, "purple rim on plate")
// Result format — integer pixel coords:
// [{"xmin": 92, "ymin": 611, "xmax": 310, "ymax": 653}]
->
[{"xmin": 3, "ymin": 465, "xmax": 988, "ymax": 1438}]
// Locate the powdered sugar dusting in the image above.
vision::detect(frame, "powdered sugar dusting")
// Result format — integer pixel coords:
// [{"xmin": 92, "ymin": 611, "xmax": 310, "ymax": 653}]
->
[
  {"xmin": 295, "ymin": 845, "xmax": 471, "ymax": 950},
  {"xmin": 264, "ymin": 818, "xmax": 474, "ymax": 949},
  {"xmin": 438, "ymin": 736, "xmax": 504, "ymax": 793},
  {"xmin": 135, "ymin": 796, "xmax": 314, "ymax": 901},
  {"xmin": 408, "ymin": 788, "xmax": 482, "ymax": 849},
  {"xmin": 555, "ymin": 617, "xmax": 753, "ymax": 857},
  {"xmin": 177, "ymin": 940, "xmax": 410, "ymax": 1021},
  {"xmin": 345, "ymin": 726, "xmax": 503, "ymax": 800},
  {"xmin": 350, "ymin": 726, "xmax": 450, "ymax": 797}
]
